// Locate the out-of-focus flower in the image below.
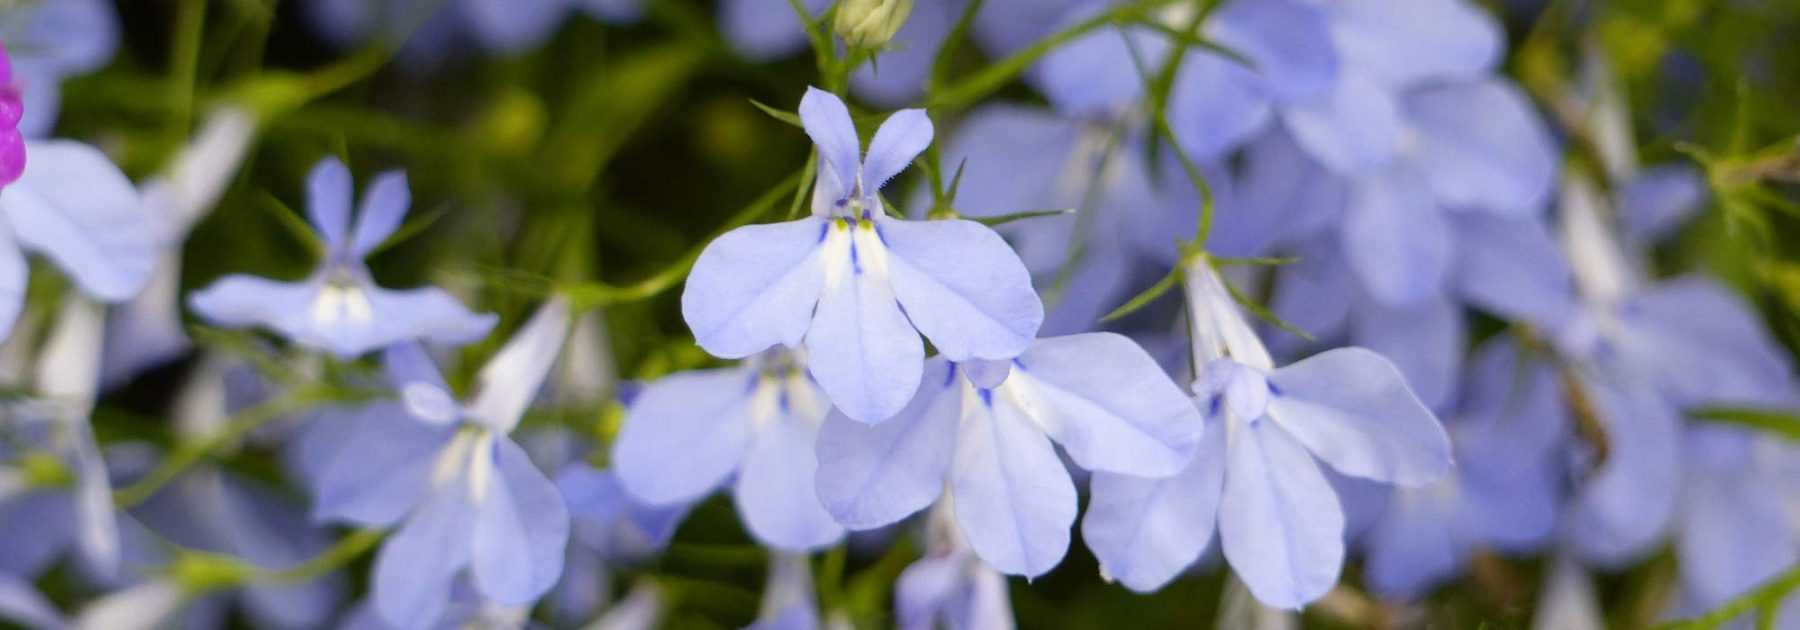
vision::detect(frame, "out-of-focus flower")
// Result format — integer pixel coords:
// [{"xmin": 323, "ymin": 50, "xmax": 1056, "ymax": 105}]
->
[
  {"xmin": 835, "ymin": 0, "xmax": 914, "ymax": 49},
  {"xmin": 612, "ymin": 349, "xmax": 842, "ymax": 551},
  {"xmin": 683, "ymin": 87, "xmax": 1040, "ymax": 422},
  {"xmin": 552, "ymin": 463, "xmax": 688, "ymax": 625},
  {"xmin": 816, "ymin": 332, "xmax": 1202, "ymax": 577},
  {"xmin": 894, "ymin": 503, "xmax": 1015, "ymax": 630},
  {"xmin": 302, "ymin": 299, "xmax": 571, "ymax": 628},
  {"xmin": 1081, "ymin": 260, "xmax": 1450, "ymax": 608},
  {"xmin": 0, "ymin": 0, "xmax": 119, "ymax": 137},
  {"xmin": 1663, "ymin": 426, "xmax": 1799, "ymax": 624},
  {"xmin": 307, "ymin": 0, "xmax": 641, "ymax": 70},
  {"xmin": 0, "ymin": 140, "xmax": 156, "ymax": 339},
  {"xmin": 188, "ymin": 157, "xmax": 496, "ymax": 359},
  {"xmin": 1360, "ymin": 338, "xmax": 1568, "ymax": 599},
  {"xmin": 0, "ymin": 299, "xmax": 122, "ymax": 582}
]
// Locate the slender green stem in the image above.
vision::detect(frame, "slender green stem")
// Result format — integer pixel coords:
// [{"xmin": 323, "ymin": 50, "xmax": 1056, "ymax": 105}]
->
[
  {"xmin": 113, "ymin": 386, "xmax": 337, "ymax": 508},
  {"xmin": 168, "ymin": 0, "xmax": 208, "ymax": 140},
  {"xmin": 1655, "ymin": 562, "xmax": 1800, "ymax": 629},
  {"xmin": 927, "ymin": 0, "xmax": 1179, "ymax": 111},
  {"xmin": 262, "ymin": 529, "xmax": 386, "ymax": 585}
]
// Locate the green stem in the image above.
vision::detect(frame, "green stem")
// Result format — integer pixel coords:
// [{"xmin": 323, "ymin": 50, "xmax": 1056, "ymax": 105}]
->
[
  {"xmin": 262, "ymin": 529, "xmax": 386, "ymax": 585},
  {"xmin": 113, "ymin": 386, "xmax": 336, "ymax": 508},
  {"xmin": 927, "ymin": 0, "xmax": 1178, "ymax": 111},
  {"xmin": 168, "ymin": 0, "xmax": 208, "ymax": 140},
  {"xmin": 1655, "ymin": 563, "xmax": 1800, "ymax": 630}
]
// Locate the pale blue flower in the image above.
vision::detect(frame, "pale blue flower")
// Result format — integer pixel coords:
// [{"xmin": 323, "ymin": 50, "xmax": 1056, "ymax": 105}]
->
[
  {"xmin": 0, "ymin": 0, "xmax": 119, "ymax": 137},
  {"xmin": 683, "ymin": 87, "xmax": 1041, "ymax": 422},
  {"xmin": 307, "ymin": 0, "xmax": 640, "ymax": 69},
  {"xmin": 894, "ymin": 504, "xmax": 1015, "ymax": 630},
  {"xmin": 1665, "ymin": 426, "xmax": 1799, "ymax": 624},
  {"xmin": 815, "ymin": 332, "xmax": 1203, "ymax": 577},
  {"xmin": 1360, "ymin": 339, "xmax": 1568, "ymax": 599},
  {"xmin": 0, "ymin": 573, "xmax": 63, "ymax": 629},
  {"xmin": 0, "ymin": 141, "xmax": 156, "ymax": 340},
  {"xmin": 612, "ymin": 349, "xmax": 843, "ymax": 551},
  {"xmin": 552, "ymin": 463, "xmax": 689, "ymax": 625},
  {"xmin": 1081, "ymin": 263, "xmax": 1450, "ymax": 608},
  {"xmin": 302, "ymin": 300, "xmax": 572, "ymax": 629},
  {"xmin": 188, "ymin": 157, "xmax": 496, "ymax": 359}
]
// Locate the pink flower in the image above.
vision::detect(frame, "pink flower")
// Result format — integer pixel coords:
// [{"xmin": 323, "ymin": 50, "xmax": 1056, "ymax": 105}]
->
[{"xmin": 0, "ymin": 41, "xmax": 25, "ymax": 188}]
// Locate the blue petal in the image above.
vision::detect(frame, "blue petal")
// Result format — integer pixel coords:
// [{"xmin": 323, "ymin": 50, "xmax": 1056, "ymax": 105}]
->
[
  {"xmin": 1618, "ymin": 164, "xmax": 1706, "ymax": 245},
  {"xmin": 187, "ymin": 275, "xmax": 321, "ymax": 338},
  {"xmin": 681, "ymin": 218, "xmax": 827, "ymax": 358},
  {"xmin": 212, "ymin": 476, "xmax": 346, "ymax": 629},
  {"xmin": 2, "ymin": 140, "xmax": 156, "ymax": 301},
  {"xmin": 1268, "ymin": 238, "xmax": 1353, "ymax": 349},
  {"xmin": 472, "ymin": 437, "xmax": 570, "ymax": 605},
  {"xmin": 1217, "ymin": 418, "xmax": 1343, "ymax": 609},
  {"xmin": 1561, "ymin": 378, "xmax": 1680, "ymax": 568},
  {"xmin": 460, "ymin": 0, "xmax": 568, "ymax": 52},
  {"xmin": 465, "ymin": 297, "xmax": 570, "ymax": 432},
  {"xmin": 848, "ymin": 2, "xmax": 952, "ymax": 106},
  {"xmin": 970, "ymin": 0, "xmax": 1084, "ymax": 57},
  {"xmin": 383, "ymin": 342, "xmax": 452, "ymax": 400},
  {"xmin": 1340, "ymin": 167, "xmax": 1451, "ymax": 306},
  {"xmin": 0, "ymin": 574, "xmax": 64, "ymax": 630},
  {"xmin": 305, "ymin": 157, "xmax": 353, "ymax": 253},
  {"xmin": 1362, "ymin": 482, "xmax": 1463, "ymax": 600},
  {"xmin": 310, "ymin": 402, "xmax": 456, "ymax": 527},
  {"xmin": 1029, "ymin": 9, "xmax": 1160, "ymax": 117},
  {"xmin": 895, "ymin": 555, "xmax": 962, "ymax": 630},
  {"xmin": 814, "ymin": 359, "xmax": 961, "ymax": 529},
  {"xmin": 0, "ymin": 491, "xmax": 74, "ymax": 577},
  {"xmin": 372, "ymin": 482, "xmax": 478, "ymax": 629},
  {"xmin": 1351, "ymin": 293, "xmax": 1464, "ymax": 412},
  {"xmin": 799, "ymin": 87, "xmax": 863, "ymax": 203},
  {"xmin": 935, "ymin": 105, "xmax": 1079, "ymax": 226},
  {"xmin": 318, "ymin": 285, "xmax": 499, "ymax": 359},
  {"xmin": 1221, "ymin": 127, "xmax": 1346, "ymax": 255},
  {"xmin": 1328, "ymin": 0, "xmax": 1501, "ymax": 89},
  {"xmin": 1006, "ymin": 333, "xmax": 1203, "ymax": 476},
  {"xmin": 1082, "ymin": 423, "xmax": 1225, "ymax": 592},
  {"xmin": 803, "ymin": 224, "xmax": 924, "ymax": 423},
  {"xmin": 612, "ymin": 368, "xmax": 753, "ymax": 504},
  {"xmin": 0, "ymin": 228, "xmax": 24, "ymax": 338},
  {"xmin": 950, "ymin": 390, "xmax": 1077, "ymax": 577},
  {"xmin": 734, "ymin": 398, "xmax": 845, "ymax": 551},
  {"xmin": 1280, "ymin": 72, "xmax": 1401, "ymax": 175},
  {"xmin": 1167, "ymin": 52, "xmax": 1271, "ymax": 161},
  {"xmin": 1616, "ymin": 276, "xmax": 1797, "ymax": 408},
  {"xmin": 1405, "ymin": 79, "xmax": 1556, "ymax": 216},
  {"xmin": 1452, "ymin": 340, "xmax": 1567, "ymax": 552},
  {"xmin": 350, "ymin": 170, "xmax": 411, "ymax": 258},
  {"xmin": 882, "ymin": 218, "xmax": 1042, "ymax": 362},
  {"xmin": 1266, "ymin": 347, "xmax": 1453, "ymax": 485},
  {"xmin": 1451, "ymin": 212, "xmax": 1577, "ymax": 329},
  {"xmin": 3, "ymin": 0, "xmax": 120, "ymax": 75},
  {"xmin": 861, "ymin": 110, "xmax": 934, "ymax": 194},
  {"xmin": 720, "ymin": 0, "xmax": 827, "ymax": 61},
  {"xmin": 1204, "ymin": 0, "xmax": 1335, "ymax": 102},
  {"xmin": 1675, "ymin": 427, "xmax": 1797, "ymax": 609}
]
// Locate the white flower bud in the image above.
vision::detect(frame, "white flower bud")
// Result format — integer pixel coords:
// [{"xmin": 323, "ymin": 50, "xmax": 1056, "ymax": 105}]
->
[{"xmin": 834, "ymin": 0, "xmax": 914, "ymax": 49}]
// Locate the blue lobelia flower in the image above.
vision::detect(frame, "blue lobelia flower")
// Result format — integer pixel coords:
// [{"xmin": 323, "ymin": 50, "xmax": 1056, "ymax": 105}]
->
[
  {"xmin": 894, "ymin": 502, "xmax": 1016, "ymax": 630},
  {"xmin": 746, "ymin": 553, "xmax": 832, "ymax": 630},
  {"xmin": 1663, "ymin": 425, "xmax": 1799, "ymax": 625},
  {"xmin": 552, "ymin": 463, "xmax": 689, "ymax": 626},
  {"xmin": 0, "ymin": 0, "xmax": 119, "ymax": 138},
  {"xmin": 814, "ymin": 332, "xmax": 1202, "ymax": 577},
  {"xmin": 301, "ymin": 299, "xmax": 572, "ymax": 629},
  {"xmin": 306, "ymin": 0, "xmax": 641, "ymax": 70},
  {"xmin": 1359, "ymin": 338, "xmax": 1568, "ymax": 599},
  {"xmin": 0, "ymin": 140, "xmax": 157, "ymax": 341},
  {"xmin": 0, "ymin": 298, "xmax": 123, "ymax": 584},
  {"xmin": 612, "ymin": 348, "xmax": 844, "ymax": 551},
  {"xmin": 1081, "ymin": 259, "xmax": 1451, "ymax": 608},
  {"xmin": 188, "ymin": 157, "xmax": 496, "ymax": 360},
  {"xmin": 0, "ymin": 572, "xmax": 64, "ymax": 629},
  {"xmin": 682, "ymin": 87, "xmax": 1041, "ymax": 423}
]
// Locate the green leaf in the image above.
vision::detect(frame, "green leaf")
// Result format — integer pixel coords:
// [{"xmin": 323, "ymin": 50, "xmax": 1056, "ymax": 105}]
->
[
  {"xmin": 749, "ymin": 98, "xmax": 804, "ymax": 128},
  {"xmin": 1100, "ymin": 266, "xmax": 1182, "ymax": 323},
  {"xmin": 928, "ymin": 0, "xmax": 987, "ymax": 94},
  {"xmin": 1690, "ymin": 407, "xmax": 1800, "ymax": 441},
  {"xmin": 927, "ymin": 0, "xmax": 1177, "ymax": 110},
  {"xmin": 259, "ymin": 190, "xmax": 326, "ymax": 258},
  {"xmin": 364, "ymin": 203, "xmax": 451, "ymax": 257},
  {"xmin": 971, "ymin": 208, "xmax": 1074, "ymax": 227},
  {"xmin": 1220, "ymin": 272, "xmax": 1315, "ymax": 341}
]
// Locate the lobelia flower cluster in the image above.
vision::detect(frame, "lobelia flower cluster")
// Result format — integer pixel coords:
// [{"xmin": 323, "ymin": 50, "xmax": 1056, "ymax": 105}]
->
[{"xmin": 1, "ymin": 1, "xmax": 1798, "ymax": 629}]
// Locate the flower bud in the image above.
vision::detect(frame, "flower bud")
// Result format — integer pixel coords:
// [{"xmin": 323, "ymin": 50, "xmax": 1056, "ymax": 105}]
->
[{"xmin": 833, "ymin": 0, "xmax": 914, "ymax": 49}]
